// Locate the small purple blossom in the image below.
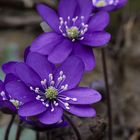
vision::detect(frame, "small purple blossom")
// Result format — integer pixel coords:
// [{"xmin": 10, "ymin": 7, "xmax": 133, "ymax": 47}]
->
[
  {"xmin": 92, "ymin": 0, "xmax": 128, "ymax": 11},
  {"xmin": 0, "ymin": 74, "xmax": 19, "ymax": 112},
  {"xmin": 30, "ymin": 0, "xmax": 111, "ymax": 71},
  {"xmin": 5, "ymin": 52, "xmax": 101, "ymax": 125}
]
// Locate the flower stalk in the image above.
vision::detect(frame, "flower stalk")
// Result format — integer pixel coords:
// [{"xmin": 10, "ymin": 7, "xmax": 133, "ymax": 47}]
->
[
  {"xmin": 46, "ymin": 131, "xmax": 51, "ymax": 140},
  {"xmin": 64, "ymin": 115, "xmax": 82, "ymax": 140},
  {"xmin": 15, "ymin": 122, "xmax": 22, "ymax": 140},
  {"xmin": 36, "ymin": 131, "xmax": 40, "ymax": 140},
  {"xmin": 101, "ymin": 48, "xmax": 113, "ymax": 140},
  {"xmin": 4, "ymin": 115, "xmax": 15, "ymax": 140}
]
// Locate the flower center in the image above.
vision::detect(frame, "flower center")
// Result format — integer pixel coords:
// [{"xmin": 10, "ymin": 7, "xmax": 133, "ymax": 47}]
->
[
  {"xmin": 96, "ymin": 0, "xmax": 107, "ymax": 7},
  {"xmin": 30, "ymin": 71, "xmax": 78, "ymax": 112},
  {"xmin": 59, "ymin": 16, "xmax": 88, "ymax": 42},
  {"xmin": 66, "ymin": 26, "xmax": 79, "ymax": 39},
  {"xmin": 45, "ymin": 87, "xmax": 58, "ymax": 100},
  {"xmin": 10, "ymin": 99, "xmax": 21, "ymax": 109},
  {"xmin": 92, "ymin": 0, "xmax": 118, "ymax": 7}
]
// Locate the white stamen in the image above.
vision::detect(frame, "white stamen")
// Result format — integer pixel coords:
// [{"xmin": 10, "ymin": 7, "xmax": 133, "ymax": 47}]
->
[
  {"xmin": 64, "ymin": 21, "xmax": 67, "ymax": 25},
  {"xmin": 30, "ymin": 86, "xmax": 34, "ymax": 90},
  {"xmin": 81, "ymin": 22, "xmax": 85, "ymax": 26},
  {"xmin": 60, "ymin": 71, "xmax": 63, "ymax": 76},
  {"xmin": 36, "ymin": 95, "xmax": 41, "ymax": 100},
  {"xmin": 46, "ymin": 104, "xmax": 49, "ymax": 107},
  {"xmin": 41, "ymin": 99, "xmax": 44, "ymax": 102},
  {"xmin": 0, "ymin": 91, "xmax": 5, "ymax": 96},
  {"xmin": 80, "ymin": 30, "xmax": 84, "ymax": 35},
  {"xmin": 59, "ymin": 95, "xmax": 78, "ymax": 102},
  {"xmin": 68, "ymin": 16, "xmax": 70, "ymax": 20},
  {"xmin": 42, "ymin": 102, "xmax": 46, "ymax": 105},
  {"xmin": 49, "ymin": 74, "xmax": 53, "ymax": 80},
  {"xmin": 92, "ymin": 0, "xmax": 96, "ymax": 4},
  {"xmin": 60, "ymin": 20, "xmax": 63, "ymax": 25},
  {"xmin": 51, "ymin": 81, "xmax": 55, "ymax": 86},
  {"xmin": 72, "ymin": 16, "xmax": 78, "ymax": 22},
  {"xmin": 3, "ymin": 98, "xmax": 6, "ymax": 101},
  {"xmin": 61, "ymin": 85, "xmax": 65, "ymax": 90},
  {"xmin": 54, "ymin": 101, "xmax": 59, "ymax": 106},
  {"xmin": 58, "ymin": 77, "xmax": 63, "ymax": 82},
  {"xmin": 62, "ymin": 75, "xmax": 66, "ymax": 79},
  {"xmin": 55, "ymin": 103, "xmax": 59, "ymax": 106},
  {"xmin": 59, "ymin": 25, "xmax": 62, "ymax": 30},
  {"xmin": 63, "ymin": 84, "xmax": 68, "ymax": 90},
  {"xmin": 109, "ymin": 0, "xmax": 114, "ymax": 4},
  {"xmin": 56, "ymin": 72, "xmax": 67, "ymax": 89},
  {"xmin": 72, "ymin": 39, "xmax": 76, "ymax": 42},
  {"xmin": 35, "ymin": 88, "xmax": 39, "ymax": 93},
  {"xmin": 41, "ymin": 79, "xmax": 47, "ymax": 85},
  {"xmin": 85, "ymin": 24, "xmax": 88, "ymax": 28},
  {"xmin": 64, "ymin": 102, "xmax": 69, "ymax": 107},
  {"xmin": 79, "ymin": 37, "xmax": 84, "ymax": 40},
  {"xmin": 51, "ymin": 108, "xmax": 54, "ymax": 112},
  {"xmin": 62, "ymin": 33, "xmax": 67, "ymax": 36},
  {"xmin": 65, "ymin": 97, "xmax": 70, "ymax": 101},
  {"xmin": 57, "ymin": 98, "xmax": 70, "ymax": 109},
  {"xmin": 66, "ymin": 106, "xmax": 70, "ymax": 110},
  {"xmin": 72, "ymin": 98, "xmax": 78, "ymax": 102},
  {"xmin": 59, "ymin": 17, "xmax": 63, "ymax": 21}
]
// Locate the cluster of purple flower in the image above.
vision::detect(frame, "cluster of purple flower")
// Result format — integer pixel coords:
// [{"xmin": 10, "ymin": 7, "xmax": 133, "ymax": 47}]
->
[{"xmin": 0, "ymin": 0, "xmax": 127, "ymax": 126}]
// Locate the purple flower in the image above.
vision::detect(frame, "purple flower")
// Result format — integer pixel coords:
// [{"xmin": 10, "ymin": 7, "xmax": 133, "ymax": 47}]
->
[
  {"xmin": 92, "ymin": 0, "xmax": 127, "ymax": 11},
  {"xmin": 0, "ymin": 74, "xmax": 19, "ymax": 112},
  {"xmin": 5, "ymin": 52, "xmax": 101, "ymax": 125},
  {"xmin": 30, "ymin": 0, "xmax": 111, "ymax": 71}
]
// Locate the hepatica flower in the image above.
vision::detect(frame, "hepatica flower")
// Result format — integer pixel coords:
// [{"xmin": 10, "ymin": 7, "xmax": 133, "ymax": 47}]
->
[
  {"xmin": 30, "ymin": 0, "xmax": 111, "ymax": 71},
  {"xmin": 0, "ymin": 74, "xmax": 20, "ymax": 112},
  {"xmin": 5, "ymin": 52, "xmax": 101, "ymax": 125},
  {"xmin": 92, "ymin": 0, "xmax": 127, "ymax": 11}
]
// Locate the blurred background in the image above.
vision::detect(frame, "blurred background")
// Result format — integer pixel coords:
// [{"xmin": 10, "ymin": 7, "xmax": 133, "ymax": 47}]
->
[{"xmin": 0, "ymin": 0, "xmax": 140, "ymax": 140}]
